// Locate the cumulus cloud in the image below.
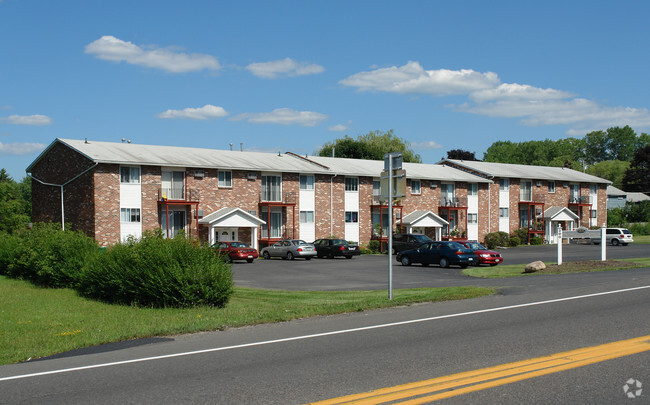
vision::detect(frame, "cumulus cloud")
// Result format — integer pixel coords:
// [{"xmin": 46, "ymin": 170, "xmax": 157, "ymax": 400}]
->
[
  {"xmin": 85, "ymin": 36, "xmax": 221, "ymax": 73},
  {"xmin": 0, "ymin": 114, "xmax": 52, "ymax": 126},
  {"xmin": 231, "ymin": 108, "xmax": 327, "ymax": 126},
  {"xmin": 0, "ymin": 142, "xmax": 46, "ymax": 156},
  {"xmin": 157, "ymin": 105, "xmax": 229, "ymax": 120},
  {"xmin": 470, "ymin": 83, "xmax": 574, "ymax": 102},
  {"xmin": 246, "ymin": 58, "xmax": 324, "ymax": 79},
  {"xmin": 340, "ymin": 61, "xmax": 499, "ymax": 96},
  {"xmin": 410, "ymin": 140, "xmax": 443, "ymax": 150}
]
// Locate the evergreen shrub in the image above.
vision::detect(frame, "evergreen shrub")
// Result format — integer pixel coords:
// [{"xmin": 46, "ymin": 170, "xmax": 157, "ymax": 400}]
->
[
  {"xmin": 483, "ymin": 231, "xmax": 509, "ymax": 249},
  {"xmin": 508, "ymin": 236, "xmax": 521, "ymax": 247},
  {"xmin": 530, "ymin": 236, "xmax": 544, "ymax": 245},
  {"xmin": 0, "ymin": 231, "xmax": 20, "ymax": 275},
  {"xmin": 78, "ymin": 231, "xmax": 233, "ymax": 308}
]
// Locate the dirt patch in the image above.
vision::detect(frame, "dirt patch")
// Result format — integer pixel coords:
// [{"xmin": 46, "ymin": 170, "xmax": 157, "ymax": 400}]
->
[{"xmin": 535, "ymin": 260, "xmax": 645, "ymax": 274}]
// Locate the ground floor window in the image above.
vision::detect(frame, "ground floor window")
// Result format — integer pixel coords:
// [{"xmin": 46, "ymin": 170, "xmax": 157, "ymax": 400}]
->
[
  {"xmin": 299, "ymin": 210, "xmax": 314, "ymax": 223},
  {"xmin": 499, "ymin": 208, "xmax": 509, "ymax": 218},
  {"xmin": 345, "ymin": 211, "xmax": 358, "ymax": 223},
  {"xmin": 468, "ymin": 213, "xmax": 477, "ymax": 224},
  {"xmin": 120, "ymin": 208, "xmax": 141, "ymax": 223}
]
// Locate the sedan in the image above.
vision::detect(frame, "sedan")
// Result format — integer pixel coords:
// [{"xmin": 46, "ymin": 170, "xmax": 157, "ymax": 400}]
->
[
  {"xmin": 396, "ymin": 241, "xmax": 478, "ymax": 268},
  {"xmin": 313, "ymin": 238, "xmax": 361, "ymax": 259},
  {"xmin": 457, "ymin": 240, "xmax": 503, "ymax": 266},
  {"xmin": 213, "ymin": 241, "xmax": 258, "ymax": 263},
  {"xmin": 260, "ymin": 239, "xmax": 317, "ymax": 260}
]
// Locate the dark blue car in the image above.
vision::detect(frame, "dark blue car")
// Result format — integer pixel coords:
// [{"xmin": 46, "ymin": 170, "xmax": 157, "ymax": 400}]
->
[{"xmin": 396, "ymin": 241, "xmax": 478, "ymax": 268}]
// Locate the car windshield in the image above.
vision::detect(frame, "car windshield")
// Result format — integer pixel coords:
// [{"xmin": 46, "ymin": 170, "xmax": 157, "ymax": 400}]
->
[{"xmin": 413, "ymin": 235, "xmax": 432, "ymax": 243}]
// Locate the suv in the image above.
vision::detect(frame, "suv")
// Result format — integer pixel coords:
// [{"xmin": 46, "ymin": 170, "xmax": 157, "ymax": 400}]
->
[
  {"xmin": 592, "ymin": 228, "xmax": 634, "ymax": 246},
  {"xmin": 392, "ymin": 233, "xmax": 433, "ymax": 254}
]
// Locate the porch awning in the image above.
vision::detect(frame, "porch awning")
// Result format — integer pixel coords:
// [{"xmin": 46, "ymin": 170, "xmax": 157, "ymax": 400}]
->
[
  {"xmin": 544, "ymin": 206, "xmax": 579, "ymax": 222},
  {"xmin": 401, "ymin": 210, "xmax": 449, "ymax": 228},
  {"xmin": 199, "ymin": 207, "xmax": 266, "ymax": 227}
]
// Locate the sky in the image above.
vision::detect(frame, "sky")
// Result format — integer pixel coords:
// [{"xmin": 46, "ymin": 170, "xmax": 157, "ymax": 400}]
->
[{"xmin": 2, "ymin": 0, "xmax": 650, "ymax": 180}]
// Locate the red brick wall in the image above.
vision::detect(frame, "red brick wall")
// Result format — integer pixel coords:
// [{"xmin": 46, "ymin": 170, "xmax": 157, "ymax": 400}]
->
[{"xmin": 93, "ymin": 164, "xmax": 120, "ymax": 246}]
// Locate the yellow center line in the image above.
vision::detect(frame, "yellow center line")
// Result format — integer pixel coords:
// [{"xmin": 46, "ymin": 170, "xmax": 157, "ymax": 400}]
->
[{"xmin": 308, "ymin": 335, "xmax": 650, "ymax": 405}]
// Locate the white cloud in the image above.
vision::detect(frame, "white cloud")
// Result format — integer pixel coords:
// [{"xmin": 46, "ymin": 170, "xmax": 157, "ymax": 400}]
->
[
  {"xmin": 340, "ymin": 61, "xmax": 499, "ymax": 96},
  {"xmin": 470, "ymin": 83, "xmax": 574, "ymax": 102},
  {"xmin": 157, "ymin": 105, "xmax": 229, "ymax": 120},
  {"xmin": 328, "ymin": 123, "xmax": 350, "ymax": 132},
  {"xmin": 0, "ymin": 114, "xmax": 52, "ymax": 126},
  {"xmin": 0, "ymin": 142, "xmax": 46, "ymax": 156},
  {"xmin": 85, "ymin": 36, "xmax": 221, "ymax": 73},
  {"xmin": 231, "ymin": 108, "xmax": 327, "ymax": 126},
  {"xmin": 410, "ymin": 140, "xmax": 443, "ymax": 150},
  {"xmin": 246, "ymin": 58, "xmax": 324, "ymax": 79}
]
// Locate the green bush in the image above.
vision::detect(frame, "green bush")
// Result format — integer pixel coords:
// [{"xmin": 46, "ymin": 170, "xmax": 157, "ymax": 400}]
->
[
  {"xmin": 530, "ymin": 236, "xmax": 544, "ymax": 245},
  {"xmin": 0, "ymin": 231, "xmax": 20, "ymax": 275},
  {"xmin": 483, "ymin": 231, "xmax": 509, "ymax": 249},
  {"xmin": 78, "ymin": 231, "xmax": 233, "ymax": 308},
  {"xmin": 361, "ymin": 239, "xmax": 381, "ymax": 254},
  {"xmin": 508, "ymin": 236, "xmax": 521, "ymax": 247},
  {"xmin": 629, "ymin": 223, "xmax": 650, "ymax": 235},
  {"xmin": 512, "ymin": 227, "xmax": 529, "ymax": 242},
  {"xmin": 7, "ymin": 223, "xmax": 98, "ymax": 288}
]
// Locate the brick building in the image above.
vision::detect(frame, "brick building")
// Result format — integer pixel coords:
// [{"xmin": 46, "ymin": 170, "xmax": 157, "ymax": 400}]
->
[{"xmin": 27, "ymin": 139, "xmax": 611, "ymax": 248}]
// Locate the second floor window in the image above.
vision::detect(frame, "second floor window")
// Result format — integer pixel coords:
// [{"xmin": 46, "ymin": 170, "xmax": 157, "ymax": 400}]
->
[
  {"xmin": 345, "ymin": 211, "xmax": 358, "ymax": 223},
  {"xmin": 218, "ymin": 171, "xmax": 232, "ymax": 187},
  {"xmin": 469, "ymin": 183, "xmax": 478, "ymax": 196},
  {"xmin": 162, "ymin": 171, "xmax": 184, "ymax": 199},
  {"xmin": 520, "ymin": 181, "xmax": 532, "ymax": 201},
  {"xmin": 299, "ymin": 211, "xmax": 314, "ymax": 223},
  {"xmin": 262, "ymin": 175, "xmax": 282, "ymax": 201},
  {"xmin": 411, "ymin": 180, "xmax": 421, "ymax": 194},
  {"xmin": 120, "ymin": 166, "xmax": 140, "ymax": 184},
  {"xmin": 548, "ymin": 181, "xmax": 555, "ymax": 193},
  {"xmin": 345, "ymin": 177, "xmax": 358, "ymax": 192},
  {"xmin": 300, "ymin": 175, "xmax": 314, "ymax": 190},
  {"xmin": 499, "ymin": 179, "xmax": 509, "ymax": 191},
  {"xmin": 468, "ymin": 213, "xmax": 478, "ymax": 224},
  {"xmin": 499, "ymin": 208, "xmax": 509, "ymax": 218}
]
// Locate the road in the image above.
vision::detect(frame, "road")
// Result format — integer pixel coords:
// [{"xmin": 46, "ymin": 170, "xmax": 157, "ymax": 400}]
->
[{"xmin": 1, "ymin": 245, "xmax": 648, "ymax": 404}]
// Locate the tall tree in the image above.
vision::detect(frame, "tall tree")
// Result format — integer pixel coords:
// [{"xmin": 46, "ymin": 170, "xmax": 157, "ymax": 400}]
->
[
  {"xmin": 585, "ymin": 160, "xmax": 630, "ymax": 189},
  {"xmin": 446, "ymin": 149, "xmax": 478, "ymax": 161},
  {"xmin": 317, "ymin": 130, "xmax": 422, "ymax": 163},
  {"xmin": 0, "ymin": 170, "xmax": 31, "ymax": 233},
  {"xmin": 622, "ymin": 145, "xmax": 650, "ymax": 193}
]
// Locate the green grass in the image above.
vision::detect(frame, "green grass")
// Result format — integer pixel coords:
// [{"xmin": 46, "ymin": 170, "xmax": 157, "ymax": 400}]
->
[
  {"xmin": 634, "ymin": 234, "xmax": 650, "ymax": 244},
  {"xmin": 463, "ymin": 257, "xmax": 650, "ymax": 278},
  {"xmin": 0, "ymin": 276, "xmax": 494, "ymax": 365}
]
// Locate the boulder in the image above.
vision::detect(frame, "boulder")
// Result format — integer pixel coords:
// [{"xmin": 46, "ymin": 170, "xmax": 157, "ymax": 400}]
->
[{"xmin": 524, "ymin": 261, "xmax": 546, "ymax": 273}]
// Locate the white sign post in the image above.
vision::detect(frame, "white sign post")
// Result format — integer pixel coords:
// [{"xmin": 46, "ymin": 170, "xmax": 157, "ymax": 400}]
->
[{"xmin": 383, "ymin": 152, "xmax": 404, "ymax": 300}]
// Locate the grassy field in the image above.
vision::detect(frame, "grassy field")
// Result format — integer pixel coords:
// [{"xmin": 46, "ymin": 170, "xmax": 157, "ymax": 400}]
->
[
  {"xmin": 0, "ymin": 276, "xmax": 494, "ymax": 365},
  {"xmin": 463, "ymin": 257, "xmax": 650, "ymax": 278},
  {"xmin": 634, "ymin": 234, "xmax": 650, "ymax": 244}
]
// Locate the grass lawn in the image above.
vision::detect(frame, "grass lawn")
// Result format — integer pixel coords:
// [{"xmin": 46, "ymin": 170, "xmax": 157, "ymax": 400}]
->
[
  {"xmin": 0, "ymin": 276, "xmax": 494, "ymax": 365},
  {"xmin": 634, "ymin": 234, "xmax": 650, "ymax": 244},
  {"xmin": 463, "ymin": 257, "xmax": 650, "ymax": 278}
]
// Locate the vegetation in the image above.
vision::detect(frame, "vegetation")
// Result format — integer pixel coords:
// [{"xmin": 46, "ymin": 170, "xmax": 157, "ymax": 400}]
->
[
  {"xmin": 622, "ymin": 145, "xmax": 650, "ymax": 192},
  {"xmin": 0, "ymin": 169, "xmax": 31, "ymax": 234},
  {"xmin": 463, "ymin": 258, "xmax": 650, "ymax": 278},
  {"xmin": 608, "ymin": 201, "xmax": 650, "ymax": 230},
  {"xmin": 483, "ymin": 231, "xmax": 510, "ymax": 249},
  {"xmin": 0, "ymin": 276, "xmax": 494, "ymax": 365},
  {"xmin": 446, "ymin": 149, "xmax": 478, "ymax": 161},
  {"xmin": 317, "ymin": 129, "xmax": 422, "ymax": 163}
]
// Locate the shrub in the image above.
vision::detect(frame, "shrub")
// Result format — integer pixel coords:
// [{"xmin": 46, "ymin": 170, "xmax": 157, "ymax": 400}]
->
[
  {"xmin": 7, "ymin": 223, "xmax": 98, "ymax": 288},
  {"xmin": 629, "ymin": 222, "xmax": 650, "ymax": 235},
  {"xmin": 508, "ymin": 236, "xmax": 521, "ymax": 247},
  {"xmin": 361, "ymin": 239, "xmax": 381, "ymax": 254},
  {"xmin": 513, "ymin": 227, "xmax": 529, "ymax": 242},
  {"xmin": 0, "ymin": 231, "xmax": 20, "ymax": 275},
  {"xmin": 78, "ymin": 232, "xmax": 233, "ymax": 308},
  {"xmin": 530, "ymin": 236, "xmax": 544, "ymax": 245},
  {"xmin": 483, "ymin": 231, "xmax": 509, "ymax": 249}
]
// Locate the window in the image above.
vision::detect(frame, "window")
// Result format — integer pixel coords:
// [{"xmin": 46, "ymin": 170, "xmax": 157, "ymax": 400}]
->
[
  {"xmin": 520, "ymin": 181, "xmax": 532, "ymax": 201},
  {"xmin": 373, "ymin": 180, "xmax": 381, "ymax": 196},
  {"xmin": 411, "ymin": 179, "xmax": 421, "ymax": 194},
  {"xmin": 345, "ymin": 177, "xmax": 358, "ymax": 192},
  {"xmin": 469, "ymin": 183, "xmax": 478, "ymax": 196},
  {"xmin": 120, "ymin": 167, "xmax": 140, "ymax": 184},
  {"xmin": 120, "ymin": 208, "xmax": 141, "ymax": 223},
  {"xmin": 218, "ymin": 171, "xmax": 232, "ymax": 188},
  {"xmin": 300, "ymin": 175, "xmax": 314, "ymax": 190},
  {"xmin": 499, "ymin": 179, "xmax": 509, "ymax": 191},
  {"xmin": 261, "ymin": 175, "xmax": 282, "ymax": 201},
  {"xmin": 468, "ymin": 213, "xmax": 478, "ymax": 224},
  {"xmin": 590, "ymin": 209, "xmax": 597, "ymax": 219},
  {"xmin": 499, "ymin": 208, "xmax": 509, "ymax": 218},
  {"xmin": 548, "ymin": 181, "xmax": 555, "ymax": 193},
  {"xmin": 299, "ymin": 211, "xmax": 314, "ymax": 223},
  {"xmin": 345, "ymin": 211, "xmax": 358, "ymax": 223}
]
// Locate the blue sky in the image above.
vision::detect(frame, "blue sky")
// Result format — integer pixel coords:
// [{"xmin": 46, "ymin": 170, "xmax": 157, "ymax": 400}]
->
[{"xmin": 2, "ymin": 0, "xmax": 650, "ymax": 180}]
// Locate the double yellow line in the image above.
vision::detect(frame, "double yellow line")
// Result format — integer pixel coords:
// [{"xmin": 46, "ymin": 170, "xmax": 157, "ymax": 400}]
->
[{"xmin": 310, "ymin": 335, "xmax": 650, "ymax": 404}]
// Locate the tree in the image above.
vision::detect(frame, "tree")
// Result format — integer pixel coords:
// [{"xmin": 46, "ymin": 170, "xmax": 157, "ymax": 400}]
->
[
  {"xmin": 0, "ymin": 168, "xmax": 13, "ymax": 183},
  {"xmin": 585, "ymin": 160, "xmax": 630, "ymax": 189},
  {"xmin": 622, "ymin": 145, "xmax": 650, "ymax": 193},
  {"xmin": 0, "ymin": 171, "xmax": 31, "ymax": 233},
  {"xmin": 447, "ymin": 149, "xmax": 478, "ymax": 161},
  {"xmin": 317, "ymin": 130, "xmax": 422, "ymax": 163}
]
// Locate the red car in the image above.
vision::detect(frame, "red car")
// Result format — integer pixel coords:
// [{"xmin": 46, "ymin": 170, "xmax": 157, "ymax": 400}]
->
[
  {"xmin": 213, "ymin": 241, "xmax": 258, "ymax": 263},
  {"xmin": 457, "ymin": 240, "xmax": 503, "ymax": 266}
]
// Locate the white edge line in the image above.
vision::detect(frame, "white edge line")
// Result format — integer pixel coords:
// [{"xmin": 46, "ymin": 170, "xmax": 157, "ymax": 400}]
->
[{"xmin": 1, "ymin": 285, "xmax": 649, "ymax": 382}]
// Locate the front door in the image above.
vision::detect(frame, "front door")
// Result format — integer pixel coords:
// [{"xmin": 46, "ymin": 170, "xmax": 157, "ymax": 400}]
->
[{"xmin": 216, "ymin": 228, "xmax": 238, "ymax": 243}]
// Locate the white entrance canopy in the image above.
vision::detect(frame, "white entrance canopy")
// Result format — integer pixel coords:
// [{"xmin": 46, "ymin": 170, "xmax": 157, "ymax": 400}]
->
[
  {"xmin": 401, "ymin": 210, "xmax": 449, "ymax": 241},
  {"xmin": 544, "ymin": 206, "xmax": 580, "ymax": 244},
  {"xmin": 199, "ymin": 207, "xmax": 266, "ymax": 249}
]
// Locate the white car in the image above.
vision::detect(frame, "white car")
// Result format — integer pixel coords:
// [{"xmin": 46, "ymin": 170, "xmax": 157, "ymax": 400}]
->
[
  {"xmin": 260, "ymin": 239, "xmax": 317, "ymax": 260},
  {"xmin": 592, "ymin": 228, "xmax": 634, "ymax": 246}
]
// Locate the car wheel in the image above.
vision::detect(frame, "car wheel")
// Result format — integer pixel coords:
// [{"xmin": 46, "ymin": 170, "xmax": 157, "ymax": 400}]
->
[
  {"xmin": 439, "ymin": 257, "xmax": 449, "ymax": 268},
  {"xmin": 401, "ymin": 256, "xmax": 411, "ymax": 266},
  {"xmin": 287, "ymin": 252, "xmax": 294, "ymax": 260},
  {"xmin": 612, "ymin": 239, "xmax": 619, "ymax": 246},
  {"xmin": 262, "ymin": 251, "xmax": 270, "ymax": 259},
  {"xmin": 246, "ymin": 259, "xmax": 254, "ymax": 263}
]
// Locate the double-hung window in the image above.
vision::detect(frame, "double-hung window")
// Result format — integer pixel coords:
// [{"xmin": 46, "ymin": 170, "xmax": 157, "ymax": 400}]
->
[
  {"xmin": 345, "ymin": 177, "xmax": 358, "ymax": 192},
  {"xmin": 499, "ymin": 179, "xmax": 509, "ymax": 191},
  {"xmin": 218, "ymin": 171, "xmax": 232, "ymax": 188},
  {"xmin": 262, "ymin": 175, "xmax": 282, "ymax": 201},
  {"xmin": 299, "ymin": 211, "xmax": 314, "ymax": 223},
  {"xmin": 499, "ymin": 208, "xmax": 509, "ymax": 218},
  {"xmin": 120, "ymin": 167, "xmax": 140, "ymax": 184},
  {"xmin": 548, "ymin": 181, "xmax": 555, "ymax": 193},
  {"xmin": 120, "ymin": 208, "xmax": 141, "ymax": 223},
  {"xmin": 411, "ymin": 180, "xmax": 421, "ymax": 195},
  {"xmin": 469, "ymin": 183, "xmax": 478, "ymax": 196},
  {"xmin": 345, "ymin": 211, "xmax": 359, "ymax": 223},
  {"xmin": 300, "ymin": 175, "xmax": 314, "ymax": 190},
  {"xmin": 468, "ymin": 213, "xmax": 478, "ymax": 224}
]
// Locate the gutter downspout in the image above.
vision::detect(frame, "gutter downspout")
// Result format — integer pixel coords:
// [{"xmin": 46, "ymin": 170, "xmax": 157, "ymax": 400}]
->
[{"xmin": 27, "ymin": 162, "xmax": 99, "ymax": 231}]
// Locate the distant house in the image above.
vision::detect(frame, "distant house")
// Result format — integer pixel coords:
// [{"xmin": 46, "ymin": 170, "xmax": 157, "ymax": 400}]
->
[{"xmin": 607, "ymin": 185, "xmax": 650, "ymax": 210}]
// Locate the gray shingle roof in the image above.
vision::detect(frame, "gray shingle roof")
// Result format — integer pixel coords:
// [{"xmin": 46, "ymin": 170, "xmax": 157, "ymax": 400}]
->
[{"xmin": 440, "ymin": 159, "xmax": 611, "ymax": 184}]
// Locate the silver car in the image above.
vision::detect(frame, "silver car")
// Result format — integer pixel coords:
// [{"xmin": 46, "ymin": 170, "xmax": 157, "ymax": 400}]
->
[{"xmin": 260, "ymin": 239, "xmax": 317, "ymax": 260}]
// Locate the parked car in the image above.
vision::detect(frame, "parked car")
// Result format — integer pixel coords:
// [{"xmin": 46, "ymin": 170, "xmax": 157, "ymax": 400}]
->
[
  {"xmin": 213, "ymin": 241, "xmax": 258, "ymax": 263},
  {"xmin": 260, "ymin": 239, "xmax": 317, "ymax": 260},
  {"xmin": 592, "ymin": 228, "xmax": 634, "ymax": 246},
  {"xmin": 313, "ymin": 238, "xmax": 361, "ymax": 259},
  {"xmin": 396, "ymin": 241, "xmax": 478, "ymax": 268},
  {"xmin": 392, "ymin": 233, "xmax": 433, "ymax": 254},
  {"xmin": 457, "ymin": 240, "xmax": 503, "ymax": 266}
]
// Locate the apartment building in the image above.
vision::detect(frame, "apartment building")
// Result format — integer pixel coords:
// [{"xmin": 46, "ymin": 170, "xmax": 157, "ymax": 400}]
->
[{"xmin": 27, "ymin": 139, "xmax": 610, "ymax": 248}]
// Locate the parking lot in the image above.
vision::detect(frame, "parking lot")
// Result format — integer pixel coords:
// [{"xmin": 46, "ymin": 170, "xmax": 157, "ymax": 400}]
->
[{"xmin": 232, "ymin": 243, "xmax": 650, "ymax": 291}]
